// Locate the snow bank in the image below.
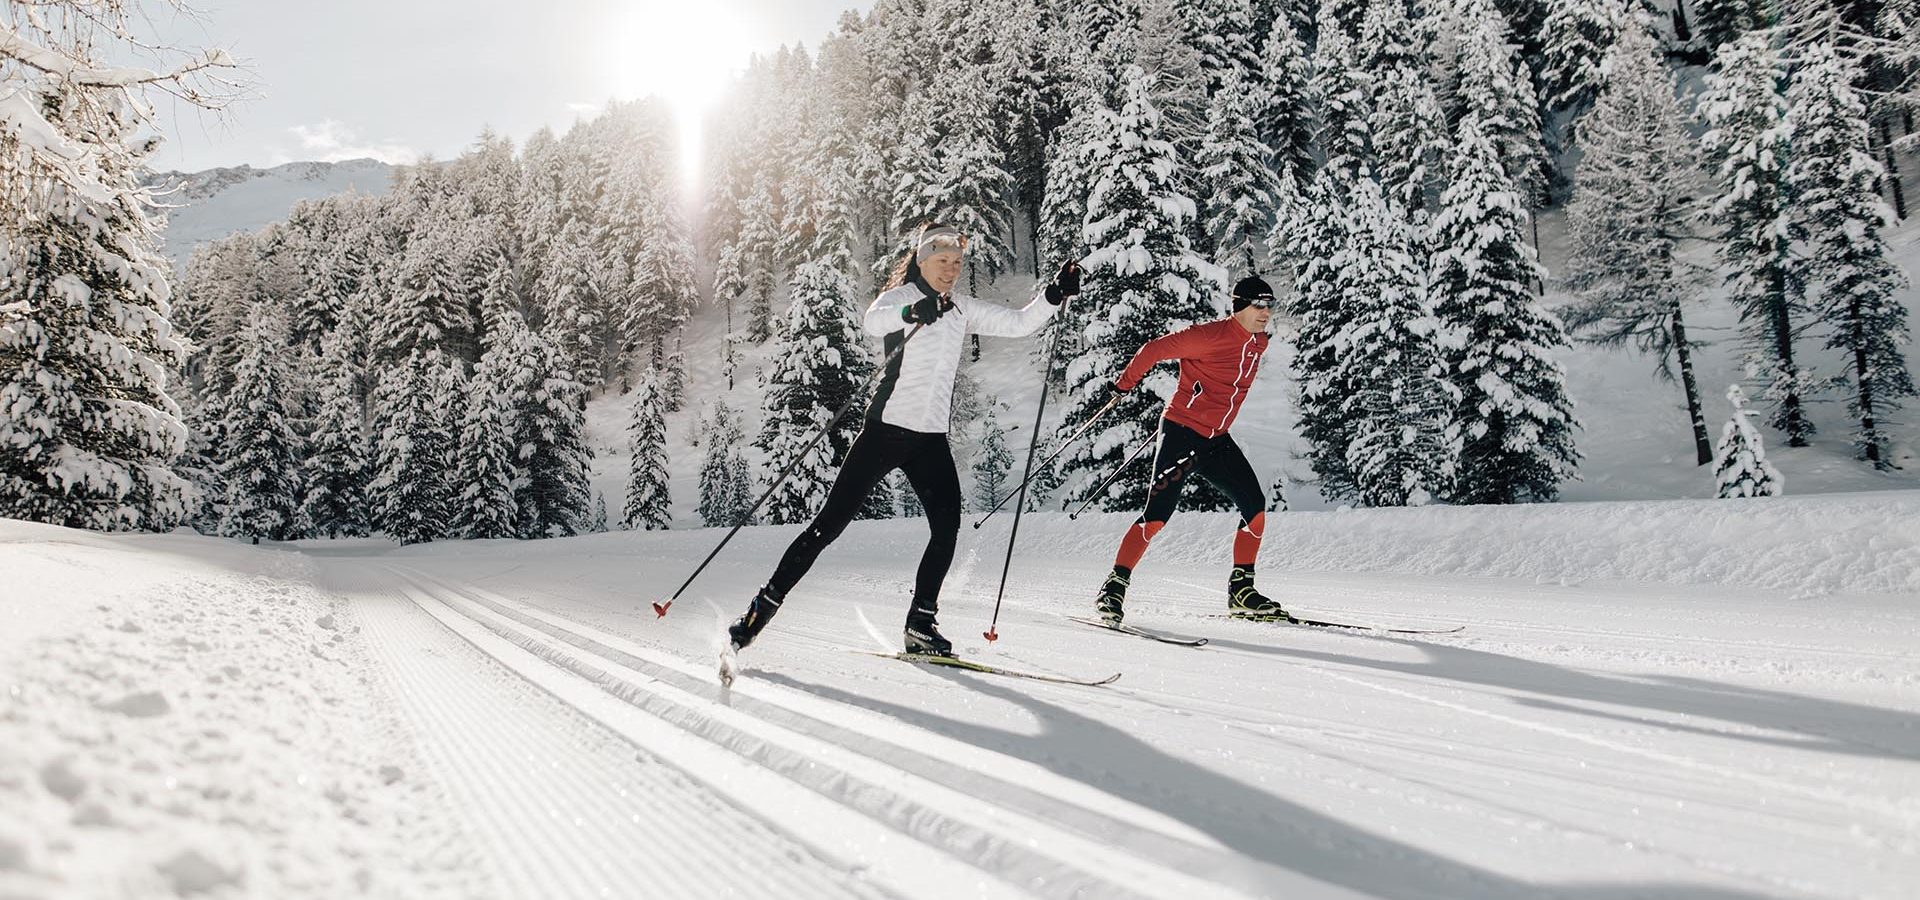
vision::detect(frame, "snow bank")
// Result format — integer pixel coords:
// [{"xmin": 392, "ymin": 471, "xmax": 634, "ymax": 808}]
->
[
  {"xmin": 0, "ymin": 520, "xmax": 479, "ymax": 898},
  {"xmin": 1031, "ymin": 491, "xmax": 1920, "ymax": 598}
]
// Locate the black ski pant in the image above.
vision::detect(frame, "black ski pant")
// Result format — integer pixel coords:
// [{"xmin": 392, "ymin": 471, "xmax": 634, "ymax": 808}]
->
[
  {"xmin": 1140, "ymin": 421, "xmax": 1264, "ymax": 531},
  {"xmin": 764, "ymin": 421, "xmax": 961, "ymax": 620}
]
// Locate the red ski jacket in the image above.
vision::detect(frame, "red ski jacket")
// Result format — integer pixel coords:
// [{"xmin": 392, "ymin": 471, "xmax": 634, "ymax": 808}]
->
[{"xmin": 1115, "ymin": 317, "xmax": 1269, "ymax": 438}]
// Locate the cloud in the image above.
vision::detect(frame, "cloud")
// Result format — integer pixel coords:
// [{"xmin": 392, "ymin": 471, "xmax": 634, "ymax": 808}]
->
[
  {"xmin": 566, "ymin": 101, "xmax": 602, "ymax": 117},
  {"xmin": 275, "ymin": 120, "xmax": 419, "ymax": 165}
]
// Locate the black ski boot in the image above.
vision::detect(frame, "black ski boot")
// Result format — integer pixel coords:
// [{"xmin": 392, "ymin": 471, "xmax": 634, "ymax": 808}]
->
[
  {"xmin": 1227, "ymin": 565, "xmax": 1294, "ymax": 622},
  {"xmin": 1094, "ymin": 566, "xmax": 1130, "ymax": 625},
  {"xmin": 727, "ymin": 586, "xmax": 784, "ymax": 651},
  {"xmin": 903, "ymin": 604, "xmax": 954, "ymax": 657}
]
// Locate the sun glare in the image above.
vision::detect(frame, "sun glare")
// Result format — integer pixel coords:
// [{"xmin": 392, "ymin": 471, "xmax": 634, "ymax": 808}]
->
[{"xmin": 605, "ymin": 2, "xmax": 752, "ymax": 193}]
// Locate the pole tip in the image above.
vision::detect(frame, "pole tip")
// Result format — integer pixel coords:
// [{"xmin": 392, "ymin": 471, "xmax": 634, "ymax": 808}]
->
[
  {"xmin": 652, "ymin": 600, "xmax": 672, "ymax": 618},
  {"xmin": 982, "ymin": 628, "xmax": 998, "ymax": 643}
]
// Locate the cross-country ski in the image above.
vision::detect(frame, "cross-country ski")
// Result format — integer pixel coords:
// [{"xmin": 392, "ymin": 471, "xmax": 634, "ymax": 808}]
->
[{"xmin": 5, "ymin": 1, "xmax": 1917, "ymax": 898}]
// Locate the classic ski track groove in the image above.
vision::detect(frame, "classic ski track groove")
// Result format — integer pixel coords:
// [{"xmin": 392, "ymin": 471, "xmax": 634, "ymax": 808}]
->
[
  {"xmin": 338, "ymin": 565, "xmax": 886, "ymax": 900},
  {"xmin": 382, "ymin": 565, "xmax": 1359, "ymax": 899}
]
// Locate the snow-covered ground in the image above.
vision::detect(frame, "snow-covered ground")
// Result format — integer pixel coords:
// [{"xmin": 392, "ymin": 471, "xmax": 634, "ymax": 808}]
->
[
  {"xmin": 145, "ymin": 159, "xmax": 394, "ymax": 269},
  {"xmin": 5, "ymin": 491, "xmax": 1916, "ymax": 898}
]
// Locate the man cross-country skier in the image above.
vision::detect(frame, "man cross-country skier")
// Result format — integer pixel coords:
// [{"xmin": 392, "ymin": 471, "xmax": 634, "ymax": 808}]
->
[
  {"xmin": 1092, "ymin": 275, "xmax": 1292, "ymax": 624},
  {"xmin": 726, "ymin": 224, "xmax": 1079, "ymax": 657}
]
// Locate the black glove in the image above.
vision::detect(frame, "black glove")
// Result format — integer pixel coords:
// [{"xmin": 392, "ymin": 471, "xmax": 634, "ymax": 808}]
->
[
  {"xmin": 902, "ymin": 291, "xmax": 953, "ymax": 325},
  {"xmin": 1111, "ymin": 379, "xmax": 1132, "ymax": 395},
  {"xmin": 1044, "ymin": 260, "xmax": 1082, "ymax": 305}
]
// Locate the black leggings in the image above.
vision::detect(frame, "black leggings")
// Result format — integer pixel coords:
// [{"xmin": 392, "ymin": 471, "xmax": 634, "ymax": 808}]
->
[
  {"xmin": 765, "ymin": 422, "xmax": 962, "ymax": 614},
  {"xmin": 1141, "ymin": 421, "xmax": 1265, "ymax": 527}
]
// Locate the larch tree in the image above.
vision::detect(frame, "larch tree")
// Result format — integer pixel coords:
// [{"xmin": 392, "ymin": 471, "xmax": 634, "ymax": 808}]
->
[{"xmin": 1563, "ymin": 13, "xmax": 1715, "ymax": 464}]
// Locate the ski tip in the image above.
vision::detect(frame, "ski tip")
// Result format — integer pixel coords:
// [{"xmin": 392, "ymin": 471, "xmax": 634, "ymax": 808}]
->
[{"xmin": 652, "ymin": 600, "xmax": 672, "ymax": 618}]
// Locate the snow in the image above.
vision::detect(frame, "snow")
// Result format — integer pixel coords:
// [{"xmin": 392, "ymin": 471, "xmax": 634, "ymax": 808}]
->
[
  {"xmin": 144, "ymin": 159, "xmax": 394, "ymax": 268},
  {"xmin": 5, "ymin": 486, "xmax": 1917, "ymax": 897}
]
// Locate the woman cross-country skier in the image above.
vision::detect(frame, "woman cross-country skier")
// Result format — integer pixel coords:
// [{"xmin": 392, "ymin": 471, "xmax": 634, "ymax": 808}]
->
[
  {"xmin": 1092, "ymin": 275, "xmax": 1292, "ymax": 624},
  {"xmin": 726, "ymin": 224, "xmax": 1079, "ymax": 657}
]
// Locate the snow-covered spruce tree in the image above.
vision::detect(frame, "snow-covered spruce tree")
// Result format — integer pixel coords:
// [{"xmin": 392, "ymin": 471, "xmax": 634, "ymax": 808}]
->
[
  {"xmin": 216, "ymin": 313, "xmax": 302, "ymax": 543},
  {"xmin": 698, "ymin": 401, "xmax": 752, "ymax": 528},
  {"xmin": 368, "ymin": 351, "xmax": 452, "ymax": 545},
  {"xmin": 1256, "ymin": 10, "xmax": 1317, "ymax": 191},
  {"xmin": 1564, "ymin": 13, "xmax": 1716, "ymax": 465},
  {"xmin": 1060, "ymin": 66, "xmax": 1225, "ymax": 511},
  {"xmin": 971, "ymin": 405, "xmax": 1015, "ymax": 513},
  {"xmin": 454, "ymin": 344, "xmax": 520, "ymax": 540},
  {"xmin": 1700, "ymin": 33, "xmax": 1815, "ymax": 447},
  {"xmin": 0, "ymin": 86, "xmax": 195, "ymax": 531},
  {"xmin": 1787, "ymin": 42, "xmax": 1916, "ymax": 469},
  {"xmin": 623, "ymin": 366, "xmax": 672, "ymax": 530},
  {"xmin": 925, "ymin": 65, "xmax": 1017, "ymax": 294},
  {"xmin": 298, "ymin": 330, "xmax": 371, "ymax": 538},
  {"xmin": 1451, "ymin": 0, "xmax": 1550, "ymax": 209},
  {"xmin": 1539, "ymin": 0, "xmax": 1623, "ymax": 145},
  {"xmin": 735, "ymin": 175, "xmax": 783, "ymax": 344},
  {"xmin": 1282, "ymin": 168, "xmax": 1364, "ymax": 500},
  {"xmin": 537, "ymin": 218, "xmax": 608, "ymax": 391},
  {"xmin": 661, "ymin": 333, "xmax": 688, "ymax": 413},
  {"xmin": 755, "ymin": 260, "xmax": 871, "ymax": 525},
  {"xmin": 1182, "ymin": 0, "xmax": 1265, "ymax": 94},
  {"xmin": 589, "ymin": 493, "xmax": 609, "ymax": 533},
  {"xmin": 1430, "ymin": 115, "xmax": 1579, "ymax": 504},
  {"xmin": 1714, "ymin": 384, "xmax": 1784, "ymax": 497},
  {"xmin": 1367, "ymin": 54, "xmax": 1449, "ymax": 218},
  {"xmin": 1332, "ymin": 177, "xmax": 1460, "ymax": 507},
  {"xmin": 1309, "ymin": 1, "xmax": 1374, "ymax": 180},
  {"xmin": 1694, "ymin": 0, "xmax": 1767, "ymax": 53},
  {"xmin": 1199, "ymin": 65, "xmax": 1281, "ymax": 272},
  {"xmin": 375, "ymin": 218, "xmax": 472, "ymax": 364},
  {"xmin": 514, "ymin": 330, "xmax": 593, "ymax": 538}
]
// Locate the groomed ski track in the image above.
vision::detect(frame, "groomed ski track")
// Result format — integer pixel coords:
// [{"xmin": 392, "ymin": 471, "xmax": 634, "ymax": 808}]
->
[{"xmin": 306, "ymin": 506, "xmax": 1920, "ymax": 899}]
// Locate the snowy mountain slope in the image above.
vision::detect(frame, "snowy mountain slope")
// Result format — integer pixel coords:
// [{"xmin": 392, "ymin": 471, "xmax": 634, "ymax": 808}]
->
[
  {"xmin": 5, "ymin": 492, "xmax": 1914, "ymax": 897},
  {"xmin": 144, "ymin": 158, "xmax": 394, "ymax": 268}
]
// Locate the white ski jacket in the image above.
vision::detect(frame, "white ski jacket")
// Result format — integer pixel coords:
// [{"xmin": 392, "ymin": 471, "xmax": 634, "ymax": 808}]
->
[{"xmin": 864, "ymin": 283, "xmax": 1057, "ymax": 434}]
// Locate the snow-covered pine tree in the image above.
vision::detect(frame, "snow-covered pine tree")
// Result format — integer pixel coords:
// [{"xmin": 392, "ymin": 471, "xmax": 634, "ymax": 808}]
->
[
  {"xmin": 1256, "ymin": 10, "xmax": 1317, "ymax": 190},
  {"xmin": 1199, "ymin": 65, "xmax": 1281, "ymax": 272},
  {"xmin": 455, "ymin": 343, "xmax": 520, "ymax": 540},
  {"xmin": 925, "ymin": 65, "xmax": 1016, "ymax": 293},
  {"xmin": 1564, "ymin": 13, "xmax": 1715, "ymax": 465},
  {"xmin": 376, "ymin": 221, "xmax": 472, "ymax": 364},
  {"xmin": 538, "ymin": 218, "xmax": 608, "ymax": 391},
  {"xmin": 1282, "ymin": 168, "xmax": 1364, "ymax": 499},
  {"xmin": 1366, "ymin": 52, "xmax": 1449, "ymax": 217},
  {"xmin": 1183, "ymin": 0, "xmax": 1265, "ymax": 95},
  {"xmin": 1332, "ymin": 177, "xmax": 1460, "ymax": 507},
  {"xmin": 368, "ymin": 351, "xmax": 452, "ymax": 545},
  {"xmin": 623, "ymin": 367, "xmax": 672, "ymax": 530},
  {"xmin": 1309, "ymin": 2, "xmax": 1374, "ymax": 179},
  {"xmin": 755, "ymin": 259, "xmax": 871, "ymax": 524},
  {"xmin": 1430, "ymin": 115, "xmax": 1580, "ymax": 504},
  {"xmin": 1059, "ymin": 66, "xmax": 1224, "ymax": 510},
  {"xmin": 971, "ymin": 405, "xmax": 1015, "ymax": 512},
  {"xmin": 1451, "ymin": 0, "xmax": 1551, "ymax": 208},
  {"xmin": 1786, "ymin": 42, "xmax": 1916, "ymax": 469},
  {"xmin": 1694, "ymin": 0, "xmax": 1766, "ymax": 53},
  {"xmin": 698, "ymin": 401, "xmax": 752, "ymax": 528},
  {"xmin": 736, "ymin": 175, "xmax": 784, "ymax": 344},
  {"xmin": 661, "ymin": 333, "xmax": 688, "ymax": 413},
  {"xmin": 514, "ymin": 331, "xmax": 593, "ymax": 538},
  {"xmin": 217, "ymin": 312, "xmax": 303, "ymax": 543},
  {"xmin": 589, "ymin": 493, "xmax": 609, "ymax": 533},
  {"xmin": 1700, "ymin": 33, "xmax": 1815, "ymax": 446},
  {"xmin": 1539, "ymin": 0, "xmax": 1623, "ymax": 145},
  {"xmin": 298, "ymin": 330, "xmax": 371, "ymax": 538},
  {"xmin": 1713, "ymin": 384, "xmax": 1784, "ymax": 497},
  {"xmin": 0, "ymin": 86, "xmax": 192, "ymax": 531}
]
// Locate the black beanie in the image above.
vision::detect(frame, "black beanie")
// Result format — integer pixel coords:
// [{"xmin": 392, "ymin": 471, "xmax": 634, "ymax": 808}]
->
[{"xmin": 1231, "ymin": 275, "xmax": 1274, "ymax": 312}]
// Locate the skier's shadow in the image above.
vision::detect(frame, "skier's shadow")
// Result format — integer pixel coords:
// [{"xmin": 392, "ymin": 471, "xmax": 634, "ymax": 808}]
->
[
  {"xmin": 760, "ymin": 668, "xmax": 1769, "ymax": 900},
  {"xmin": 1202, "ymin": 634, "xmax": 1920, "ymax": 763}
]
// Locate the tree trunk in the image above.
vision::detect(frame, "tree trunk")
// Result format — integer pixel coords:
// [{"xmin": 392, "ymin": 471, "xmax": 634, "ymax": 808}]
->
[
  {"xmin": 1854, "ymin": 320, "xmax": 1883, "ymax": 466},
  {"xmin": 1670, "ymin": 301, "xmax": 1712, "ymax": 465},
  {"xmin": 1767, "ymin": 265, "xmax": 1811, "ymax": 446}
]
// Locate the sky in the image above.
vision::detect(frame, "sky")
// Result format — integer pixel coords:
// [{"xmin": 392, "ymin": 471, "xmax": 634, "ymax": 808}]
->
[{"xmin": 143, "ymin": 0, "xmax": 871, "ymax": 174}]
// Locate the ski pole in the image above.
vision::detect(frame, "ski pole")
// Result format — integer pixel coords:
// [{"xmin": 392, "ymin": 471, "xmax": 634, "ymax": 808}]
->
[
  {"xmin": 970, "ymin": 391, "xmax": 1120, "ymax": 530},
  {"xmin": 1067, "ymin": 429, "xmax": 1158, "ymax": 519},
  {"xmin": 982, "ymin": 285, "xmax": 1085, "ymax": 643},
  {"xmin": 653, "ymin": 323, "xmax": 926, "ymax": 618}
]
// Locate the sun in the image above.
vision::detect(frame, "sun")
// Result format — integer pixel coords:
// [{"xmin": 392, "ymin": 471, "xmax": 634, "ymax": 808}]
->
[{"xmin": 603, "ymin": 2, "xmax": 752, "ymax": 189}]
